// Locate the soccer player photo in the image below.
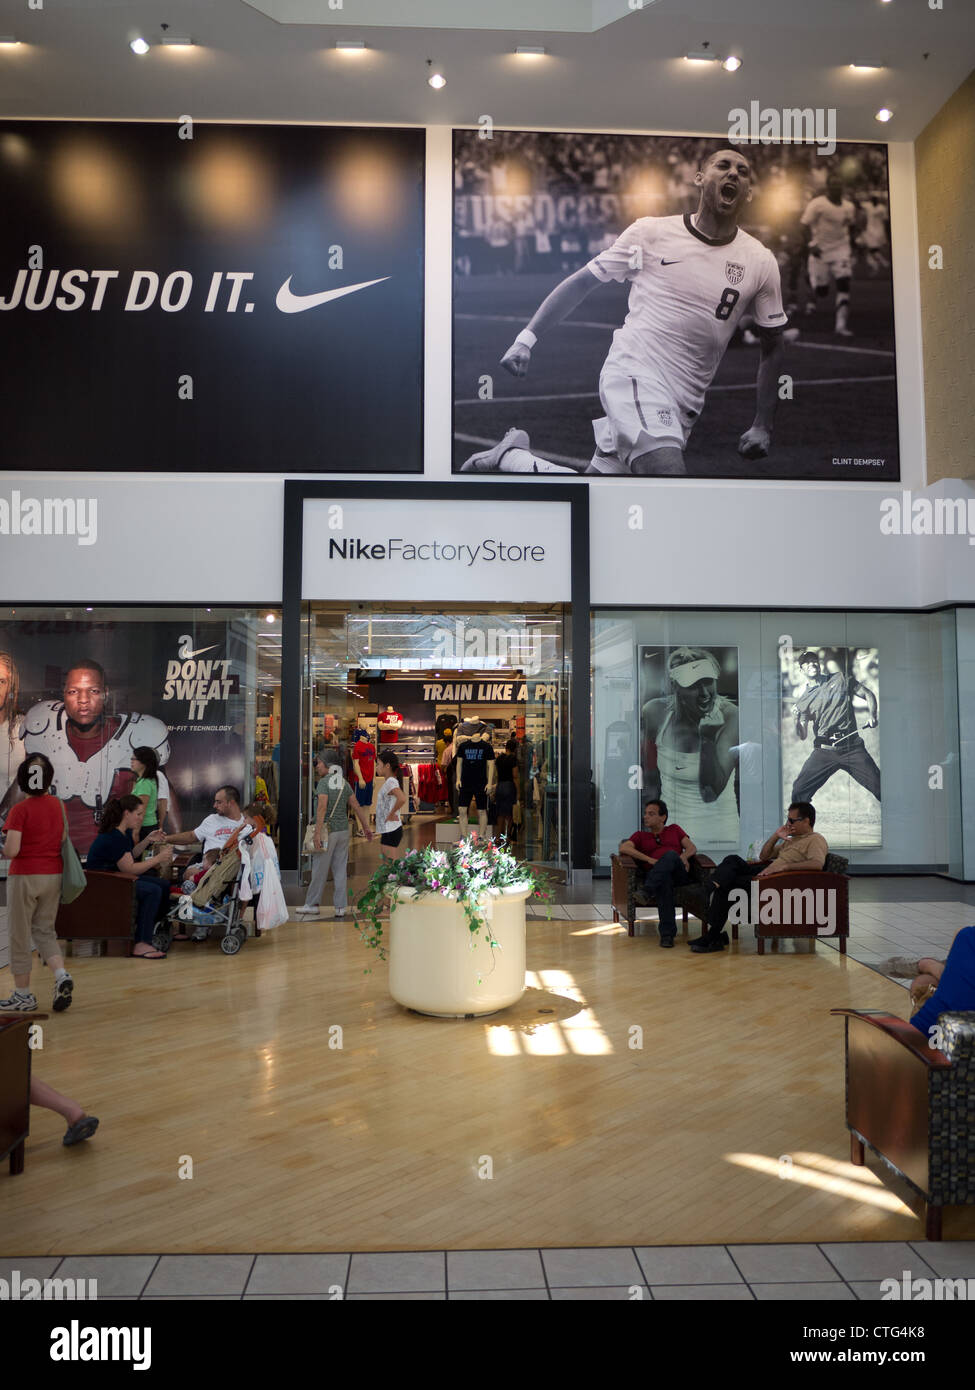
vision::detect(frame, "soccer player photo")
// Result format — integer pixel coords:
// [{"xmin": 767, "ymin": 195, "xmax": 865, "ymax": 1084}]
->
[
  {"xmin": 453, "ymin": 130, "xmax": 898, "ymax": 481},
  {"xmin": 639, "ymin": 645, "xmax": 740, "ymax": 852},
  {"xmin": 780, "ymin": 645, "xmax": 881, "ymax": 849}
]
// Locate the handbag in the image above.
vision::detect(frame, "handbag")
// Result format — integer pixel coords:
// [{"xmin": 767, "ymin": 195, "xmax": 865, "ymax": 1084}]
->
[
  {"xmin": 302, "ymin": 784, "xmax": 343, "ymax": 853},
  {"xmin": 59, "ymin": 800, "xmax": 87, "ymax": 904}
]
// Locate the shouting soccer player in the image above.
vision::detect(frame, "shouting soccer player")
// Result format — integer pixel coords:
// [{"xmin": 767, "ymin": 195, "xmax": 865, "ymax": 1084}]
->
[{"xmin": 462, "ymin": 148, "xmax": 788, "ymax": 477}]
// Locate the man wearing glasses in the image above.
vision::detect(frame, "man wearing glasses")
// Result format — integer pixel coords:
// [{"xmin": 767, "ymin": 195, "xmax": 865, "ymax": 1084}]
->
[
  {"xmin": 690, "ymin": 801, "xmax": 827, "ymax": 954},
  {"xmin": 23, "ymin": 659, "xmax": 169, "ymax": 855}
]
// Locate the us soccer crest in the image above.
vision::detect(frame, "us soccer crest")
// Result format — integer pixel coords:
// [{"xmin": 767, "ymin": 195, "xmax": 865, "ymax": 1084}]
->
[{"xmin": 725, "ymin": 261, "xmax": 745, "ymax": 287}]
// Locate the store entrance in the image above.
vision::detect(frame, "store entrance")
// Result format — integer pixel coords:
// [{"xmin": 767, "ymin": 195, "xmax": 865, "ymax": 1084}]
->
[{"xmin": 301, "ymin": 604, "xmax": 567, "ymax": 890}]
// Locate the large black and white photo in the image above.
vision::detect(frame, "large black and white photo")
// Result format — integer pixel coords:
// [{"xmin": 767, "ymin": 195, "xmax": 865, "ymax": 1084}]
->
[
  {"xmin": 639, "ymin": 644, "xmax": 740, "ymax": 853},
  {"xmin": 454, "ymin": 129, "xmax": 897, "ymax": 481},
  {"xmin": 780, "ymin": 644, "xmax": 882, "ymax": 849}
]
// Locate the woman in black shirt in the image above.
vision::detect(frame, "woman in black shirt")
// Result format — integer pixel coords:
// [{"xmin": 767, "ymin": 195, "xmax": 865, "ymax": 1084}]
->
[
  {"xmin": 494, "ymin": 738, "xmax": 521, "ymax": 843},
  {"xmin": 87, "ymin": 795, "xmax": 174, "ymax": 958}
]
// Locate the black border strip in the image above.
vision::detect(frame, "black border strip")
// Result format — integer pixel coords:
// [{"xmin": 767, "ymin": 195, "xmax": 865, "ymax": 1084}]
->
[{"xmin": 280, "ymin": 481, "xmax": 591, "ymax": 874}]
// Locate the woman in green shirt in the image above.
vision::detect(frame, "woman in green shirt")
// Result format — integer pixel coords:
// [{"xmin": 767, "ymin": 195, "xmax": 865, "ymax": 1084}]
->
[{"xmin": 130, "ymin": 746, "xmax": 161, "ymax": 857}]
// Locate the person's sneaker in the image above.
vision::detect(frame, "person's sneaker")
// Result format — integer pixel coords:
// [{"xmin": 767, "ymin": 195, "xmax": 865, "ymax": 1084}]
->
[
  {"xmin": 52, "ymin": 974, "xmax": 74, "ymax": 1013},
  {"xmin": 659, "ymin": 936, "xmax": 675, "ymax": 949},
  {"xmin": 295, "ymin": 905, "xmax": 322, "ymax": 916},
  {"xmin": 460, "ymin": 428, "xmax": 530, "ymax": 473},
  {"xmin": 190, "ymin": 926, "xmax": 210, "ymax": 942},
  {"xmin": 0, "ymin": 989, "xmax": 38, "ymax": 1011},
  {"xmin": 334, "ymin": 909, "xmax": 346, "ymax": 918}
]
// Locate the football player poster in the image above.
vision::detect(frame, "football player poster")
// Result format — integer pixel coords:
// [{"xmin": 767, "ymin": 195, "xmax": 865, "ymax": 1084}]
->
[
  {"xmin": 0, "ymin": 617, "xmax": 250, "ymax": 855},
  {"xmin": 453, "ymin": 129, "xmax": 897, "ymax": 481},
  {"xmin": 0, "ymin": 121, "xmax": 424, "ymax": 473},
  {"xmin": 780, "ymin": 645, "xmax": 881, "ymax": 849},
  {"xmin": 639, "ymin": 645, "xmax": 740, "ymax": 854}
]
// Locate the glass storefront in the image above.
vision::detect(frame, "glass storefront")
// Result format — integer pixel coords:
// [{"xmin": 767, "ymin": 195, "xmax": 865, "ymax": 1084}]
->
[
  {"xmin": 300, "ymin": 602, "xmax": 569, "ymax": 874},
  {"xmin": 593, "ymin": 608, "xmax": 963, "ymax": 875},
  {"xmin": 0, "ymin": 605, "xmax": 281, "ymax": 855}
]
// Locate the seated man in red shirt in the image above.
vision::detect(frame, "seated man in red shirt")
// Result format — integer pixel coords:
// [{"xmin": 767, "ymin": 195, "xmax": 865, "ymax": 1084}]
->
[{"xmin": 619, "ymin": 798, "xmax": 697, "ymax": 948}]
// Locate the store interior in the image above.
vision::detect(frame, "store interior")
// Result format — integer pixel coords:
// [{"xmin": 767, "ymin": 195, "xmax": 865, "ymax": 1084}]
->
[{"xmin": 300, "ymin": 603, "xmax": 567, "ymax": 888}]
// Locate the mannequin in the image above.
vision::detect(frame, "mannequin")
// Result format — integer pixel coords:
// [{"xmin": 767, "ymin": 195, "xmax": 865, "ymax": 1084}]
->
[
  {"xmin": 351, "ymin": 727, "xmax": 376, "ymax": 834},
  {"xmin": 377, "ymin": 706, "xmax": 404, "ymax": 743},
  {"xmin": 454, "ymin": 719, "xmax": 495, "ymax": 839}
]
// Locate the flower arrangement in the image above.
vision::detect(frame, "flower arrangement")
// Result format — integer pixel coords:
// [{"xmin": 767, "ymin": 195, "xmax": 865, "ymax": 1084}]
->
[{"xmin": 354, "ymin": 835, "xmax": 553, "ymax": 961}]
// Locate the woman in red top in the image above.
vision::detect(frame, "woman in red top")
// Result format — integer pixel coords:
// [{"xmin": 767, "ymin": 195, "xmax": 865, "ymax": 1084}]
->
[{"xmin": 0, "ymin": 753, "xmax": 75, "ymax": 1013}]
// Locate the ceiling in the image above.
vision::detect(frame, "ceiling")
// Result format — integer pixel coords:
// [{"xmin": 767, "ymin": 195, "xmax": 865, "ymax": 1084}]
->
[{"xmin": 0, "ymin": 0, "xmax": 973, "ymax": 141}]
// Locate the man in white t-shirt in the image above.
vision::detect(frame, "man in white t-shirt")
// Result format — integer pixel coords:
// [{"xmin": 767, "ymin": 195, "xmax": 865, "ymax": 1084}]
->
[
  {"xmin": 800, "ymin": 173, "xmax": 859, "ymax": 337},
  {"xmin": 461, "ymin": 147, "xmax": 787, "ymax": 477},
  {"xmin": 162, "ymin": 785, "xmax": 244, "ymax": 856}
]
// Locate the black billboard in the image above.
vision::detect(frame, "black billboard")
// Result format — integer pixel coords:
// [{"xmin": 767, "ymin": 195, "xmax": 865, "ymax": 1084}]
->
[{"xmin": 0, "ymin": 121, "xmax": 424, "ymax": 473}]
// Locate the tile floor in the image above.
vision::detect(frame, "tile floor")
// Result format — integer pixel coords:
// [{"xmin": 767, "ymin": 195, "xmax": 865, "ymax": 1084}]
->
[{"xmin": 2, "ymin": 1243, "xmax": 973, "ymax": 1300}]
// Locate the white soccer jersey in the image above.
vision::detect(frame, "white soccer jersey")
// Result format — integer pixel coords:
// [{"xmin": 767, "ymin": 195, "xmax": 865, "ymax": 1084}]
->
[
  {"xmin": 800, "ymin": 196, "xmax": 856, "ymax": 256},
  {"xmin": 586, "ymin": 213, "xmax": 786, "ymax": 416},
  {"xmin": 862, "ymin": 203, "xmax": 888, "ymax": 248}
]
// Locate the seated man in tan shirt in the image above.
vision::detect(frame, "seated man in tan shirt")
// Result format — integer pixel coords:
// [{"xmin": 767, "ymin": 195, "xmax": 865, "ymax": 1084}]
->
[{"xmin": 690, "ymin": 800, "xmax": 828, "ymax": 954}]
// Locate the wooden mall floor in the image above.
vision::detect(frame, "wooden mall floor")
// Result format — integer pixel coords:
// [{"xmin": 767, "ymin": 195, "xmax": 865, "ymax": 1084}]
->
[{"xmin": 3, "ymin": 913, "xmax": 973, "ymax": 1255}]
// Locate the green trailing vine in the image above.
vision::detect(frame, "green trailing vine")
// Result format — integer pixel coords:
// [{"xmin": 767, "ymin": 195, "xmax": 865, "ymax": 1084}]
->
[{"xmin": 354, "ymin": 834, "xmax": 553, "ymax": 963}]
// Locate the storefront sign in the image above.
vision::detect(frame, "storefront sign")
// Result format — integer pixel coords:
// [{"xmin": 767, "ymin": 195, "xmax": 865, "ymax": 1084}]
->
[{"xmin": 303, "ymin": 498, "xmax": 571, "ymax": 602}]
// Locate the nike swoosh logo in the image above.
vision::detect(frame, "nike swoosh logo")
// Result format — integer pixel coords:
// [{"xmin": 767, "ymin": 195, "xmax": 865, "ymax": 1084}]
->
[
  {"xmin": 661, "ymin": 259, "xmax": 682, "ymax": 266},
  {"xmin": 275, "ymin": 276, "xmax": 390, "ymax": 314},
  {"xmin": 179, "ymin": 644, "xmax": 218, "ymax": 659}
]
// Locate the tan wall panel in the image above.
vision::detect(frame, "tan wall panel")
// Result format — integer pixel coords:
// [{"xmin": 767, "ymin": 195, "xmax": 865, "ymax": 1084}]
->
[{"xmin": 916, "ymin": 67, "xmax": 975, "ymax": 482}]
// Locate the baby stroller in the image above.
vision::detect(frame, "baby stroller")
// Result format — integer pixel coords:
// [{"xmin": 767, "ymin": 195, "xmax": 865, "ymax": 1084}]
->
[{"xmin": 155, "ymin": 838, "xmax": 250, "ymax": 956}]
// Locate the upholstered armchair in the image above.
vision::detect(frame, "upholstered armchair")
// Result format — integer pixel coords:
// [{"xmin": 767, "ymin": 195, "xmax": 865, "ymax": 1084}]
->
[
  {"xmin": 610, "ymin": 852, "xmax": 715, "ymax": 938},
  {"xmin": 749, "ymin": 852, "xmax": 850, "ymax": 954},
  {"xmin": 832, "ymin": 1007, "xmax": 975, "ymax": 1240}
]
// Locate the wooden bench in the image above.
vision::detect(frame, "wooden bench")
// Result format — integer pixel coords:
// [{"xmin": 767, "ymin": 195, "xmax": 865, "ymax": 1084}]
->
[
  {"xmin": 0, "ymin": 1013, "xmax": 48, "ymax": 1176},
  {"xmin": 54, "ymin": 871, "xmax": 139, "ymax": 956}
]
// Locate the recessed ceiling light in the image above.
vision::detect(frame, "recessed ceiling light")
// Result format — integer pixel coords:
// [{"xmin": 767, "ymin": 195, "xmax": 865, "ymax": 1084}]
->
[
  {"xmin": 849, "ymin": 61, "xmax": 884, "ymax": 70},
  {"xmin": 722, "ymin": 55, "xmax": 742, "ymax": 72},
  {"xmin": 130, "ymin": 37, "xmax": 150, "ymax": 55},
  {"xmin": 516, "ymin": 46, "xmax": 546, "ymax": 57},
  {"xmin": 336, "ymin": 39, "xmax": 366, "ymax": 51},
  {"xmin": 875, "ymin": 107, "xmax": 894, "ymax": 122},
  {"xmin": 428, "ymin": 68, "xmax": 446, "ymax": 89}
]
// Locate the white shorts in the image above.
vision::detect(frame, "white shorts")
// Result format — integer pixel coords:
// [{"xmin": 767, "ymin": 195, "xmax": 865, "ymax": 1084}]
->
[
  {"xmin": 808, "ymin": 250, "xmax": 852, "ymax": 289},
  {"xmin": 591, "ymin": 368, "xmax": 696, "ymax": 469}
]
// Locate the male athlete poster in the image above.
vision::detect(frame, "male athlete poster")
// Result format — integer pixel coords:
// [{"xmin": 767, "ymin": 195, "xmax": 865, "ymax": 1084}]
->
[
  {"xmin": 0, "ymin": 121, "xmax": 424, "ymax": 473},
  {"xmin": 780, "ymin": 645, "xmax": 881, "ymax": 849},
  {"xmin": 0, "ymin": 617, "xmax": 251, "ymax": 854},
  {"xmin": 639, "ymin": 645, "xmax": 740, "ymax": 853},
  {"xmin": 453, "ymin": 129, "xmax": 897, "ymax": 481}
]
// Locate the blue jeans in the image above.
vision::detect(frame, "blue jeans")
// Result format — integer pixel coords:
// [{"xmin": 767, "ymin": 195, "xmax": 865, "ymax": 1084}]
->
[
  {"xmin": 134, "ymin": 876, "xmax": 169, "ymax": 945},
  {"xmin": 643, "ymin": 851, "xmax": 690, "ymax": 938}
]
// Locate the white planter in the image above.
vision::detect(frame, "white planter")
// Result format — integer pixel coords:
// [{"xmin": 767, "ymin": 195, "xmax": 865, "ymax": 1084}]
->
[{"xmin": 387, "ymin": 882, "xmax": 532, "ymax": 1017}]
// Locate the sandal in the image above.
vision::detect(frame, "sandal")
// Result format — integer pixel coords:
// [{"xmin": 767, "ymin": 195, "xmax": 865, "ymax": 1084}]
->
[
  {"xmin": 63, "ymin": 1115, "xmax": 99, "ymax": 1147},
  {"xmin": 132, "ymin": 948, "xmax": 166, "ymax": 959}
]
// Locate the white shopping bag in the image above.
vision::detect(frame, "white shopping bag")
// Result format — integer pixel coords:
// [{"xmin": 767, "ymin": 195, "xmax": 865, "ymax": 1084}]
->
[{"xmin": 256, "ymin": 855, "xmax": 289, "ymax": 932}]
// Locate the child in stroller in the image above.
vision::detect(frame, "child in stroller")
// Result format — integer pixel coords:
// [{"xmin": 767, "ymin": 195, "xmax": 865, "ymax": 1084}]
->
[{"xmin": 156, "ymin": 807, "xmax": 275, "ymax": 956}]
